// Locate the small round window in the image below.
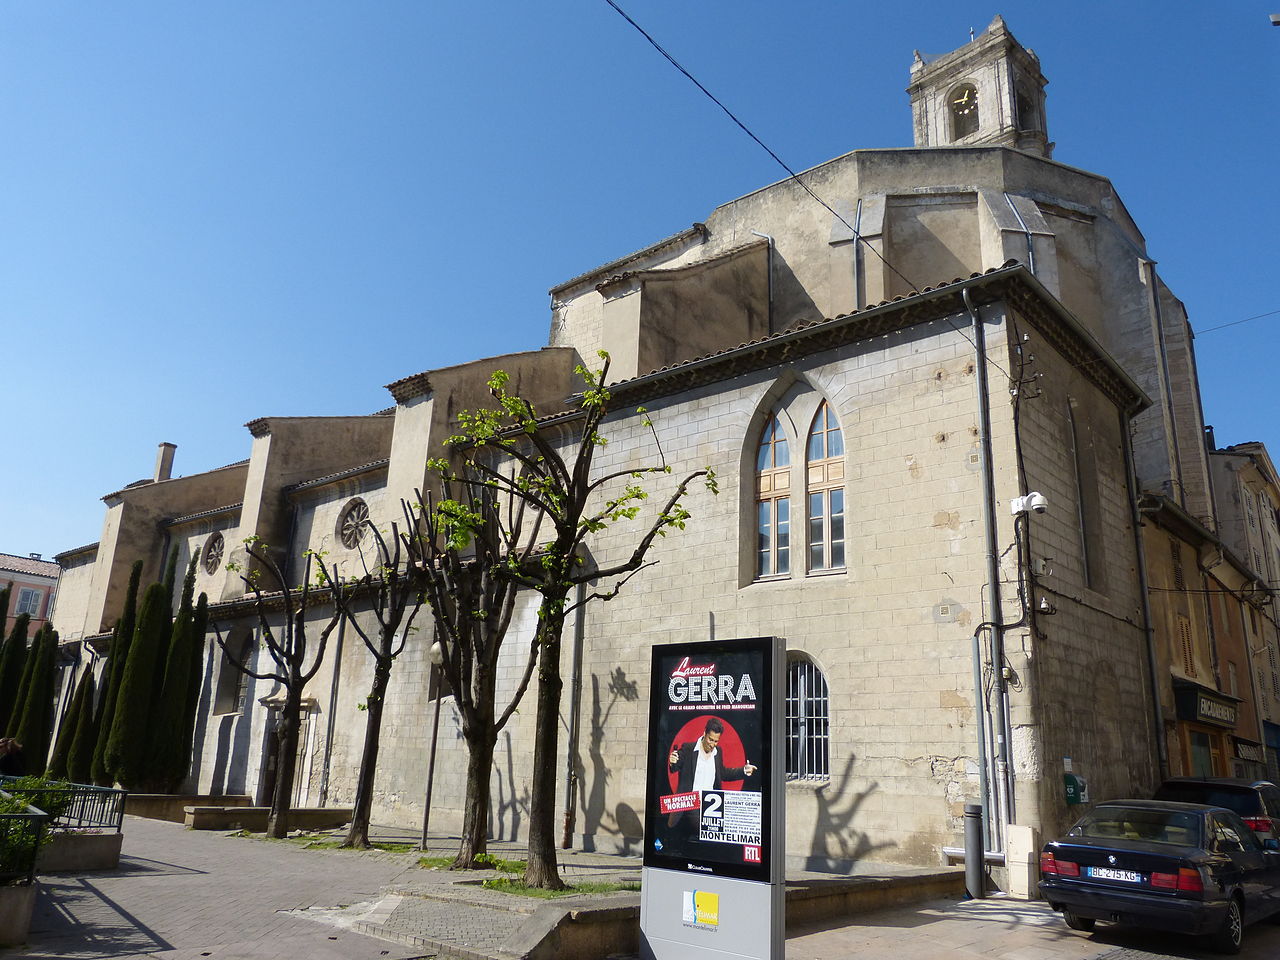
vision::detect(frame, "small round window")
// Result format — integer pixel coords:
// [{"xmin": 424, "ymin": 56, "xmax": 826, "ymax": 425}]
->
[
  {"xmin": 338, "ymin": 498, "xmax": 370, "ymax": 549},
  {"xmin": 202, "ymin": 532, "xmax": 225, "ymax": 574}
]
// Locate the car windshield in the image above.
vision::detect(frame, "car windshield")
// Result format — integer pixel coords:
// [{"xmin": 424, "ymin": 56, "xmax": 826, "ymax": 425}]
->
[
  {"xmin": 1155, "ymin": 784, "xmax": 1258, "ymax": 815},
  {"xmin": 1067, "ymin": 807, "xmax": 1202, "ymax": 846}
]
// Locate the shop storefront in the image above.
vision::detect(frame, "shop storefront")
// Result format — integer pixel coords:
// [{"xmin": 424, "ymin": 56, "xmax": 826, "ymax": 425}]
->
[{"xmin": 1172, "ymin": 680, "xmax": 1243, "ymax": 777}]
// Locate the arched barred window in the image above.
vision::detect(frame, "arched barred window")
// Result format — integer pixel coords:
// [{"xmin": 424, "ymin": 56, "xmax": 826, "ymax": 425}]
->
[
  {"xmin": 806, "ymin": 402, "xmax": 845, "ymax": 571},
  {"xmin": 755, "ymin": 412, "xmax": 791, "ymax": 578},
  {"xmin": 786, "ymin": 655, "xmax": 830, "ymax": 780}
]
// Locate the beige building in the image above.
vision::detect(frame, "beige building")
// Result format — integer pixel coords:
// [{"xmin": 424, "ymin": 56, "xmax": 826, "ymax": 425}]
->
[{"xmin": 52, "ymin": 18, "xmax": 1257, "ymax": 884}]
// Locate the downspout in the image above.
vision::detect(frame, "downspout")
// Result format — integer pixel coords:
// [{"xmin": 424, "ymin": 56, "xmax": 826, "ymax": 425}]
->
[
  {"xmin": 1241, "ymin": 598, "xmax": 1268, "ymax": 773},
  {"xmin": 561, "ymin": 580, "xmax": 588, "ymax": 848},
  {"xmin": 1129, "ymin": 451, "xmax": 1169, "ymax": 780},
  {"xmin": 964, "ymin": 287, "xmax": 1011, "ymax": 850},
  {"xmin": 1003, "ymin": 193, "xmax": 1036, "ymax": 276},
  {"xmin": 751, "ymin": 230, "xmax": 775, "ymax": 331},
  {"xmin": 852, "ymin": 199, "xmax": 864, "ymax": 310},
  {"xmin": 317, "ymin": 614, "xmax": 346, "ymax": 807}
]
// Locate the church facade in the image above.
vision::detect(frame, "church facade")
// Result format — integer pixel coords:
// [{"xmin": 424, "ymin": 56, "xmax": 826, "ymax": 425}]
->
[{"xmin": 50, "ymin": 19, "xmax": 1280, "ymax": 887}]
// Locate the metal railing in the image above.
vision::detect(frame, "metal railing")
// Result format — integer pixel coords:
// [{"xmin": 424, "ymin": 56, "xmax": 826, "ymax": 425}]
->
[
  {"xmin": 0, "ymin": 777, "xmax": 127, "ymax": 833},
  {"xmin": 0, "ymin": 791, "xmax": 48, "ymax": 886}
]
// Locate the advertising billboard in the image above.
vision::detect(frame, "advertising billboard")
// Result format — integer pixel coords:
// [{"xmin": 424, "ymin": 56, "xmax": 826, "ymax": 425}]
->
[{"xmin": 643, "ymin": 636, "xmax": 780, "ymax": 883}]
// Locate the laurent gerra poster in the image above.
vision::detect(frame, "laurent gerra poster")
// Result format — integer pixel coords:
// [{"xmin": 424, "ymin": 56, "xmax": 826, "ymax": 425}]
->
[
  {"xmin": 643, "ymin": 636, "xmax": 780, "ymax": 884},
  {"xmin": 640, "ymin": 636, "xmax": 784, "ymax": 960}
]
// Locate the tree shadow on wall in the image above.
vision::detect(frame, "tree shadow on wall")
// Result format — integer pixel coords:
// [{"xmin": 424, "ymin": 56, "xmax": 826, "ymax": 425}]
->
[
  {"xmin": 186, "ymin": 642, "xmax": 217, "ymax": 791},
  {"xmin": 808, "ymin": 755, "xmax": 895, "ymax": 870},
  {"xmin": 579, "ymin": 668, "xmax": 640, "ymax": 851},
  {"xmin": 491, "ymin": 730, "xmax": 529, "ymax": 842}
]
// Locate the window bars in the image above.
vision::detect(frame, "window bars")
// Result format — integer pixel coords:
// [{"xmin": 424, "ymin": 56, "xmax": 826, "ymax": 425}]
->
[{"xmin": 786, "ymin": 657, "xmax": 830, "ymax": 780}]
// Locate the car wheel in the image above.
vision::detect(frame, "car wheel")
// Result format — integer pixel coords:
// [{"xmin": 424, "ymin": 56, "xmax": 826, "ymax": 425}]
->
[
  {"xmin": 1208, "ymin": 897, "xmax": 1243, "ymax": 955},
  {"xmin": 1062, "ymin": 910, "xmax": 1096, "ymax": 932}
]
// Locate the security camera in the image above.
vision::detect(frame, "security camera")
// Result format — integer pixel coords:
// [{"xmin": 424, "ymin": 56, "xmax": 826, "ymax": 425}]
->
[{"xmin": 1010, "ymin": 492, "xmax": 1049, "ymax": 515}]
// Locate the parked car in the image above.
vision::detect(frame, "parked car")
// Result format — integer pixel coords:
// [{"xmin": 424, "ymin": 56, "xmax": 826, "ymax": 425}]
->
[
  {"xmin": 1154, "ymin": 778, "xmax": 1280, "ymax": 844},
  {"xmin": 1039, "ymin": 799, "xmax": 1280, "ymax": 953}
]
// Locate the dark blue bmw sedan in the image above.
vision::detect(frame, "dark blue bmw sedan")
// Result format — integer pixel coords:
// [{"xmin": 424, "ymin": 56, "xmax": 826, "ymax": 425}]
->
[{"xmin": 1039, "ymin": 799, "xmax": 1280, "ymax": 954}]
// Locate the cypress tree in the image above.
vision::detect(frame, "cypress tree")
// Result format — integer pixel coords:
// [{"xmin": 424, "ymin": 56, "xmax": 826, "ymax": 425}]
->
[
  {"xmin": 4, "ymin": 614, "xmax": 35, "ymax": 736},
  {"xmin": 48, "ymin": 664, "xmax": 93, "ymax": 780},
  {"xmin": 105, "ymin": 582, "xmax": 170, "ymax": 789},
  {"xmin": 67, "ymin": 667, "xmax": 99, "ymax": 784},
  {"xmin": 162, "ymin": 548, "xmax": 179, "ymax": 608},
  {"xmin": 0, "ymin": 610, "xmax": 29, "ymax": 733},
  {"xmin": 178, "ymin": 593, "xmax": 210, "ymax": 781},
  {"xmin": 14, "ymin": 624, "xmax": 58, "ymax": 772},
  {"xmin": 91, "ymin": 560, "xmax": 143, "ymax": 785},
  {"xmin": 151, "ymin": 559, "xmax": 200, "ymax": 790}
]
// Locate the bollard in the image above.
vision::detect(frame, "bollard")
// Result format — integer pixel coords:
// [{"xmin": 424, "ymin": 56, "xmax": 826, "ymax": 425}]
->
[{"xmin": 964, "ymin": 803, "xmax": 985, "ymax": 899}]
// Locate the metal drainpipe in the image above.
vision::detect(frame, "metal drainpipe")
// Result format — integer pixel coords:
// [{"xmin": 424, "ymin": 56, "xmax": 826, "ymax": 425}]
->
[
  {"xmin": 750, "ymin": 230, "xmax": 775, "ymax": 331},
  {"xmin": 1129, "ymin": 464, "xmax": 1169, "ymax": 779},
  {"xmin": 317, "ymin": 614, "xmax": 346, "ymax": 807},
  {"xmin": 1003, "ymin": 193, "xmax": 1036, "ymax": 276},
  {"xmin": 964, "ymin": 287, "xmax": 1011, "ymax": 851},
  {"xmin": 561, "ymin": 580, "xmax": 587, "ymax": 849},
  {"xmin": 852, "ymin": 199, "xmax": 864, "ymax": 310}
]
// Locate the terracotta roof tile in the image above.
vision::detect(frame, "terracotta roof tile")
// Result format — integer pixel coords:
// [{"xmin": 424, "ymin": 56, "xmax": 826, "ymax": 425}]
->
[{"xmin": 0, "ymin": 553, "xmax": 61, "ymax": 578}]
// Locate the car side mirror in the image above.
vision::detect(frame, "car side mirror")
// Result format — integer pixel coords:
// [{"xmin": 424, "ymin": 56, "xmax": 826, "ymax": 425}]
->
[{"xmin": 1265, "ymin": 838, "xmax": 1280, "ymax": 852}]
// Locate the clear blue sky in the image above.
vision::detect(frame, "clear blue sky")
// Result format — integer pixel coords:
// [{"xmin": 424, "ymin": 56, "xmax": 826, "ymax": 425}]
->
[{"xmin": 3, "ymin": 2, "xmax": 1277, "ymax": 559}]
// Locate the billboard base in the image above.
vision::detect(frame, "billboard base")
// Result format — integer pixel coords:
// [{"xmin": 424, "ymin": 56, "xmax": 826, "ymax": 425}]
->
[{"xmin": 639, "ymin": 866, "xmax": 784, "ymax": 960}]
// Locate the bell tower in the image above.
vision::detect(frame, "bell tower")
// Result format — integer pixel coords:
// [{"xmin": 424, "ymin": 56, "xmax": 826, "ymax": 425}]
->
[{"xmin": 907, "ymin": 15, "xmax": 1052, "ymax": 158}]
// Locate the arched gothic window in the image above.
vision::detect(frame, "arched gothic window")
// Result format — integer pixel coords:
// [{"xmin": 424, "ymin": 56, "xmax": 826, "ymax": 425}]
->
[
  {"xmin": 949, "ymin": 82, "xmax": 979, "ymax": 140},
  {"xmin": 786, "ymin": 655, "xmax": 830, "ymax": 780},
  {"xmin": 806, "ymin": 402, "xmax": 845, "ymax": 571},
  {"xmin": 755, "ymin": 412, "xmax": 790, "ymax": 578}
]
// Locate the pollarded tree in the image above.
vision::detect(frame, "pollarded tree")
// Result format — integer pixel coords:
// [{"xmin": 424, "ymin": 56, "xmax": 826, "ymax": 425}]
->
[
  {"xmin": 398, "ymin": 484, "xmax": 543, "ymax": 868},
  {"xmin": 92, "ymin": 560, "xmax": 143, "ymax": 785},
  {"xmin": 217, "ymin": 539, "xmax": 346, "ymax": 838},
  {"xmin": 14, "ymin": 623, "xmax": 58, "ymax": 771},
  {"xmin": 319, "ymin": 519, "xmax": 430, "ymax": 851},
  {"xmin": 437, "ymin": 356, "xmax": 715, "ymax": 888},
  {"xmin": 105, "ymin": 582, "xmax": 171, "ymax": 789}
]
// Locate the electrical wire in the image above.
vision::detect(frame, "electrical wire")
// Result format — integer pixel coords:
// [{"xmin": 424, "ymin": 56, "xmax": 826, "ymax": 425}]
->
[
  {"xmin": 600, "ymin": 0, "xmax": 919, "ymax": 296},
  {"xmin": 1197, "ymin": 308, "xmax": 1280, "ymax": 336},
  {"xmin": 601, "ymin": 0, "xmax": 1024, "ymax": 384}
]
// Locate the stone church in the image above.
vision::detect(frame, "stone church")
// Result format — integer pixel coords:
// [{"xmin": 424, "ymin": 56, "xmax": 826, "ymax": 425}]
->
[{"xmin": 52, "ymin": 18, "xmax": 1278, "ymax": 889}]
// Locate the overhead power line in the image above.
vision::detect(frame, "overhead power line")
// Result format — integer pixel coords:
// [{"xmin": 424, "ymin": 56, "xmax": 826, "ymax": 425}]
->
[
  {"xmin": 601, "ymin": 0, "xmax": 920, "ymax": 297},
  {"xmin": 1197, "ymin": 307, "xmax": 1280, "ymax": 335}
]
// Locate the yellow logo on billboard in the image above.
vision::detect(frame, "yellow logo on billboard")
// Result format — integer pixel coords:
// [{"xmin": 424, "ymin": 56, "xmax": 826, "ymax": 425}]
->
[{"xmin": 682, "ymin": 889, "xmax": 719, "ymax": 928}]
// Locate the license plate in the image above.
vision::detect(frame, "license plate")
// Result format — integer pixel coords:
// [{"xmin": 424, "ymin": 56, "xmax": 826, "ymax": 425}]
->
[{"xmin": 1087, "ymin": 866, "xmax": 1144, "ymax": 883}]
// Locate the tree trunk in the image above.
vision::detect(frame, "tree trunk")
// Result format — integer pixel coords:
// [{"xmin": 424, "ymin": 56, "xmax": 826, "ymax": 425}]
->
[
  {"xmin": 267, "ymin": 692, "xmax": 301, "ymax": 839},
  {"xmin": 453, "ymin": 723, "xmax": 496, "ymax": 869},
  {"xmin": 524, "ymin": 612, "xmax": 567, "ymax": 889},
  {"xmin": 343, "ymin": 658, "xmax": 391, "ymax": 849}
]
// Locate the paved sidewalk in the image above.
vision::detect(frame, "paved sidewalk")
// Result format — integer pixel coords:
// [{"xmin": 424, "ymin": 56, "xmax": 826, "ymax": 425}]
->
[
  {"xmin": 9, "ymin": 816, "xmax": 1280, "ymax": 960},
  {"xmin": 8, "ymin": 816, "xmax": 429, "ymax": 960},
  {"xmin": 786, "ymin": 895, "xmax": 1280, "ymax": 960}
]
